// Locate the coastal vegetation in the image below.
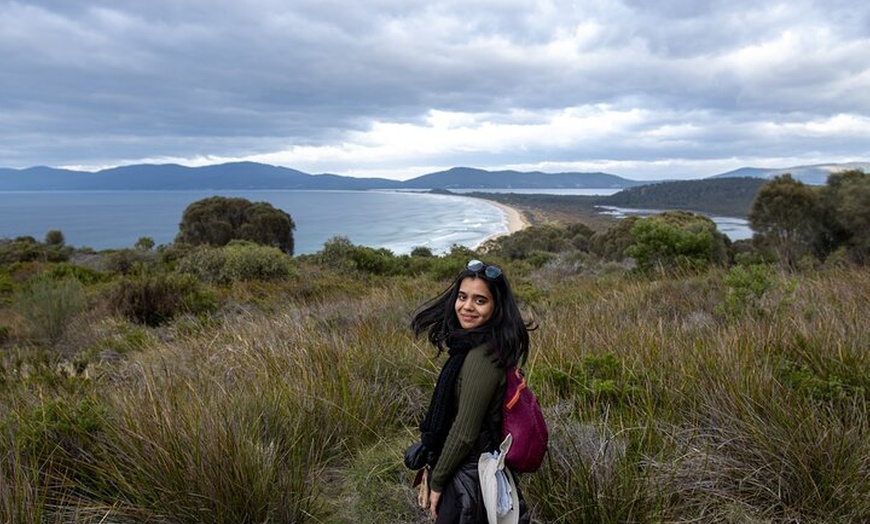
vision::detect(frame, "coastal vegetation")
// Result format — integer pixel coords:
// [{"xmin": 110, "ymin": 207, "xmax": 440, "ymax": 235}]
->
[
  {"xmin": 0, "ymin": 172, "xmax": 867, "ymax": 523},
  {"xmin": 175, "ymin": 195, "xmax": 297, "ymax": 255},
  {"xmin": 469, "ymin": 176, "xmax": 765, "ymax": 224},
  {"xmin": 597, "ymin": 176, "xmax": 767, "ymax": 217}
]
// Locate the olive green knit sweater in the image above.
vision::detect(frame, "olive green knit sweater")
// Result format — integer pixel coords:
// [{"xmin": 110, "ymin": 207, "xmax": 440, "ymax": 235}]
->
[{"xmin": 430, "ymin": 344, "xmax": 506, "ymax": 492}]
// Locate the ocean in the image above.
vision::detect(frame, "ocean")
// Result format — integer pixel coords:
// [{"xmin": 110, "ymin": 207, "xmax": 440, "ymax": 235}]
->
[
  {"xmin": 0, "ymin": 189, "xmax": 753, "ymax": 254},
  {"xmin": 0, "ymin": 190, "xmax": 513, "ymax": 255}
]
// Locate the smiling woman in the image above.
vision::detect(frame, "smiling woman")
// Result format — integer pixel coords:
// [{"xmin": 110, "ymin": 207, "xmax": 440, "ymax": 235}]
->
[
  {"xmin": 455, "ymin": 276, "xmax": 495, "ymax": 329},
  {"xmin": 407, "ymin": 258, "xmax": 536, "ymax": 522}
]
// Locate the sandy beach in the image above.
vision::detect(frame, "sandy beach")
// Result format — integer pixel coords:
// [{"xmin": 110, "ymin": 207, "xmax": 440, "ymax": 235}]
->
[
  {"xmin": 492, "ymin": 201, "xmax": 531, "ymax": 234},
  {"xmin": 473, "ymin": 199, "xmax": 531, "ymax": 248}
]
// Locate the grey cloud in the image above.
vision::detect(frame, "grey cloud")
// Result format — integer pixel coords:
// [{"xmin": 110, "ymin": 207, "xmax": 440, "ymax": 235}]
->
[{"xmin": 0, "ymin": 0, "xmax": 868, "ymax": 174}]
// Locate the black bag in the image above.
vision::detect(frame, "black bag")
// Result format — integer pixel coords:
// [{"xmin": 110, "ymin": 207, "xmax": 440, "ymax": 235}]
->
[{"xmin": 404, "ymin": 441, "xmax": 429, "ymax": 470}]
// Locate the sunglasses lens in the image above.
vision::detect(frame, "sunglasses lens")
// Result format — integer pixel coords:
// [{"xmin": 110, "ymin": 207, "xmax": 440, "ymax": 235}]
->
[
  {"xmin": 467, "ymin": 259, "xmax": 502, "ymax": 279},
  {"xmin": 467, "ymin": 259, "xmax": 485, "ymax": 272}
]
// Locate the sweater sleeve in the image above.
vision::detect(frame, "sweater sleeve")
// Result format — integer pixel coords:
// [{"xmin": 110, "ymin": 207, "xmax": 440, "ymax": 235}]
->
[{"xmin": 430, "ymin": 346, "xmax": 502, "ymax": 492}]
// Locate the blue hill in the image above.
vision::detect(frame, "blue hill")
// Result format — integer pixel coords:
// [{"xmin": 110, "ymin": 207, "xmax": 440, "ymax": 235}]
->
[
  {"xmin": 710, "ymin": 162, "xmax": 870, "ymax": 185},
  {"xmin": 0, "ymin": 163, "xmax": 640, "ymax": 191},
  {"xmin": 1, "ymin": 161, "xmax": 865, "ymax": 191}
]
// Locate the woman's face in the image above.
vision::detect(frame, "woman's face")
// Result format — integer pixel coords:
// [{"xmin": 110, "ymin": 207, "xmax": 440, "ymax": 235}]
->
[{"xmin": 454, "ymin": 276, "xmax": 495, "ymax": 329}]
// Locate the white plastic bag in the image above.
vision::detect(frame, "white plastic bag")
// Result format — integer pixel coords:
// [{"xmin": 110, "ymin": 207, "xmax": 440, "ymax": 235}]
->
[{"xmin": 478, "ymin": 434, "xmax": 520, "ymax": 524}]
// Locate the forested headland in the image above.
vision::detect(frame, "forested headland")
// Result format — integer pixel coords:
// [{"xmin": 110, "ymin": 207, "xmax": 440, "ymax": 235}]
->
[
  {"xmin": 0, "ymin": 172, "xmax": 867, "ymax": 523},
  {"xmin": 469, "ymin": 176, "xmax": 767, "ymax": 227},
  {"xmin": 595, "ymin": 176, "xmax": 768, "ymax": 217}
]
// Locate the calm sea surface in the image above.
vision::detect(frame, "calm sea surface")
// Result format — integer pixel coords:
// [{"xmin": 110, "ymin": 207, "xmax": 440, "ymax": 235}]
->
[
  {"xmin": 0, "ymin": 190, "xmax": 512, "ymax": 254},
  {"xmin": 0, "ymin": 189, "xmax": 752, "ymax": 253}
]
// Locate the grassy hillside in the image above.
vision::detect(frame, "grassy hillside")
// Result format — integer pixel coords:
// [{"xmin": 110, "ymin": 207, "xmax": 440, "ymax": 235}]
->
[{"xmin": 1, "ymin": 247, "xmax": 866, "ymax": 523}]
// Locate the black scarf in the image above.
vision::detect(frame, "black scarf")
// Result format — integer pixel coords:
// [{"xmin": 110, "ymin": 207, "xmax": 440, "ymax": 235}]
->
[{"xmin": 419, "ymin": 330, "xmax": 489, "ymax": 463}]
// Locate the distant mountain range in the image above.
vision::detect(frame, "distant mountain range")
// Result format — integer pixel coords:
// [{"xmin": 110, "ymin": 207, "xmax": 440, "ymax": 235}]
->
[
  {"xmin": 708, "ymin": 162, "xmax": 870, "ymax": 185},
  {"xmin": 0, "ymin": 161, "xmax": 866, "ymax": 191}
]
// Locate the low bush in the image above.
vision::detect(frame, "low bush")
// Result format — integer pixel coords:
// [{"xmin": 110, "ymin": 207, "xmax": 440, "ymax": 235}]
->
[
  {"xmin": 716, "ymin": 263, "xmax": 792, "ymax": 320},
  {"xmin": 107, "ymin": 274, "xmax": 217, "ymax": 326},
  {"xmin": 625, "ymin": 211, "xmax": 730, "ymax": 274},
  {"xmin": 12, "ymin": 276, "xmax": 87, "ymax": 346},
  {"xmin": 43, "ymin": 262, "xmax": 109, "ymax": 285},
  {"xmin": 588, "ymin": 216, "xmax": 640, "ymax": 261},
  {"xmin": 0, "ymin": 237, "xmax": 70, "ymax": 265},
  {"xmin": 482, "ymin": 224, "xmax": 573, "ymax": 259},
  {"xmin": 178, "ymin": 242, "xmax": 296, "ymax": 284},
  {"xmin": 103, "ymin": 248, "xmax": 158, "ymax": 275},
  {"xmin": 315, "ymin": 236, "xmax": 404, "ymax": 276}
]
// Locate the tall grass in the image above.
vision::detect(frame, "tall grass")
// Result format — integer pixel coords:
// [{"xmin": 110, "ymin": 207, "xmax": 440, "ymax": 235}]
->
[
  {"xmin": 12, "ymin": 276, "xmax": 86, "ymax": 347},
  {"xmin": 522, "ymin": 267, "xmax": 868, "ymax": 523},
  {"xmin": 1, "ymin": 266, "xmax": 867, "ymax": 522}
]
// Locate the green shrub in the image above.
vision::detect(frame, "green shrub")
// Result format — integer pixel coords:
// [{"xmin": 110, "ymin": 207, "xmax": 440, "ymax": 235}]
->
[
  {"xmin": 0, "ymin": 238, "xmax": 69, "ymax": 264},
  {"xmin": 588, "ymin": 216, "xmax": 640, "ymax": 260},
  {"xmin": 317, "ymin": 236, "xmax": 358, "ymax": 271},
  {"xmin": 0, "ymin": 271, "xmax": 13, "ymax": 297},
  {"xmin": 625, "ymin": 211, "xmax": 729, "ymax": 274},
  {"xmin": 17, "ymin": 397, "xmax": 105, "ymax": 459},
  {"xmin": 44, "ymin": 230, "xmax": 65, "ymax": 247},
  {"xmin": 314, "ymin": 237, "xmax": 401, "ymax": 276},
  {"xmin": 773, "ymin": 335, "xmax": 868, "ymax": 403},
  {"xmin": 540, "ymin": 352, "xmax": 641, "ymax": 408},
  {"xmin": 9, "ymin": 396, "xmax": 108, "ymax": 517},
  {"xmin": 103, "ymin": 249, "xmax": 157, "ymax": 275},
  {"xmin": 776, "ymin": 357, "xmax": 865, "ymax": 402},
  {"xmin": 349, "ymin": 246, "xmax": 399, "ymax": 275},
  {"xmin": 524, "ymin": 250, "xmax": 554, "ymax": 268},
  {"xmin": 716, "ymin": 264, "xmax": 783, "ymax": 320},
  {"xmin": 44, "ymin": 263, "xmax": 109, "ymax": 285},
  {"xmin": 13, "ymin": 277, "xmax": 87, "ymax": 346},
  {"xmin": 107, "ymin": 274, "xmax": 217, "ymax": 326},
  {"xmin": 177, "ymin": 242, "xmax": 296, "ymax": 284},
  {"xmin": 483, "ymin": 224, "xmax": 573, "ymax": 259},
  {"xmin": 176, "ymin": 195, "xmax": 296, "ymax": 254},
  {"xmin": 410, "ymin": 246, "xmax": 434, "ymax": 257},
  {"xmin": 134, "ymin": 236, "xmax": 155, "ymax": 251}
]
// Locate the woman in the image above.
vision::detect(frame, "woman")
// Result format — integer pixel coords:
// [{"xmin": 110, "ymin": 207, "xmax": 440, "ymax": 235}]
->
[{"xmin": 411, "ymin": 259, "xmax": 532, "ymax": 523}]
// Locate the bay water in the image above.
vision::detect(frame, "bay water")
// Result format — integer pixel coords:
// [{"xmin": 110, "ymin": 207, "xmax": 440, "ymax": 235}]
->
[{"xmin": 0, "ymin": 190, "xmax": 511, "ymax": 255}]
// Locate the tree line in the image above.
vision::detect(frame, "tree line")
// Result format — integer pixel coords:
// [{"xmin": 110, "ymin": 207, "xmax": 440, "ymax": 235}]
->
[
  {"xmin": 597, "ymin": 176, "xmax": 767, "ymax": 217},
  {"xmin": 749, "ymin": 169, "xmax": 869, "ymax": 267}
]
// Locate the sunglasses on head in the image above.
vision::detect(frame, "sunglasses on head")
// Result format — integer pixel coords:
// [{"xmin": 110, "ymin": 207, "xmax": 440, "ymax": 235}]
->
[{"xmin": 466, "ymin": 259, "xmax": 502, "ymax": 279}]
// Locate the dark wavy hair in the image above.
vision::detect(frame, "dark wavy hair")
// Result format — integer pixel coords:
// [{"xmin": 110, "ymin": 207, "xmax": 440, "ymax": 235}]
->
[{"xmin": 411, "ymin": 261, "xmax": 533, "ymax": 368}]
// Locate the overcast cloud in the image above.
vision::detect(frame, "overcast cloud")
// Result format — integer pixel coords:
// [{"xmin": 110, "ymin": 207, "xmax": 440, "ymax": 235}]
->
[{"xmin": 2, "ymin": 0, "xmax": 869, "ymax": 180}]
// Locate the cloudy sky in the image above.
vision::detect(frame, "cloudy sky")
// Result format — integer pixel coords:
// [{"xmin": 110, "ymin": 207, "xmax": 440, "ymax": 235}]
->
[{"xmin": 2, "ymin": 0, "xmax": 869, "ymax": 180}]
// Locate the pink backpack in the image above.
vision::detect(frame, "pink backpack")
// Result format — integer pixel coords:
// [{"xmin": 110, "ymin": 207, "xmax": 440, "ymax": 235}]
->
[{"xmin": 502, "ymin": 366, "xmax": 548, "ymax": 472}]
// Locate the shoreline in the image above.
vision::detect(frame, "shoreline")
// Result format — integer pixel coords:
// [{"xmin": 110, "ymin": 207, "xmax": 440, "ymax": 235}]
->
[
  {"xmin": 473, "ymin": 199, "xmax": 531, "ymax": 249},
  {"xmin": 491, "ymin": 201, "xmax": 531, "ymax": 235}
]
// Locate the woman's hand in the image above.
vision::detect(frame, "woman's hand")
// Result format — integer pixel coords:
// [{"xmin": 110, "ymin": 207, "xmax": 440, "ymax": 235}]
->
[{"xmin": 428, "ymin": 490, "xmax": 441, "ymax": 520}]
